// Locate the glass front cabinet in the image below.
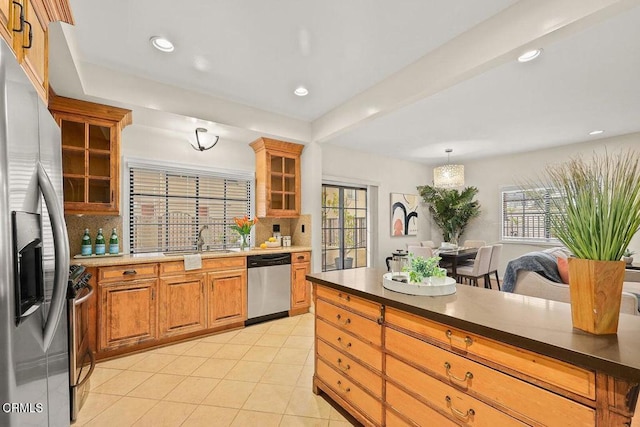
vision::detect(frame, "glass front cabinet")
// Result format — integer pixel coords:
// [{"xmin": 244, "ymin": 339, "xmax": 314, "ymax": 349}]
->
[{"xmin": 49, "ymin": 96, "xmax": 132, "ymax": 215}]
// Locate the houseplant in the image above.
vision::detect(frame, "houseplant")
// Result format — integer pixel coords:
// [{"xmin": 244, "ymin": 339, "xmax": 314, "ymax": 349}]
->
[
  {"xmin": 416, "ymin": 185, "xmax": 481, "ymax": 245},
  {"xmin": 536, "ymin": 150, "xmax": 640, "ymax": 334},
  {"xmin": 404, "ymin": 254, "xmax": 446, "ymax": 283},
  {"xmin": 230, "ymin": 215, "xmax": 259, "ymax": 251},
  {"xmin": 623, "ymin": 249, "xmax": 634, "ymax": 265}
]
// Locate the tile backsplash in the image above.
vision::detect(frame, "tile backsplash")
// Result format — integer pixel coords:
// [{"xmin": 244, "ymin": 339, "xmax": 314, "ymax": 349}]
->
[
  {"xmin": 254, "ymin": 214, "xmax": 311, "ymax": 247},
  {"xmin": 66, "ymin": 215, "xmax": 122, "ymax": 257}
]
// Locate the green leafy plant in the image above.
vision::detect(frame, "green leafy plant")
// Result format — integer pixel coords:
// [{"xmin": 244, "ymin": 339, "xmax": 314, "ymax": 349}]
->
[
  {"xmin": 533, "ymin": 150, "xmax": 640, "ymax": 261},
  {"xmin": 416, "ymin": 185, "xmax": 481, "ymax": 244},
  {"xmin": 624, "ymin": 248, "xmax": 635, "ymax": 257},
  {"xmin": 404, "ymin": 254, "xmax": 445, "ymax": 283}
]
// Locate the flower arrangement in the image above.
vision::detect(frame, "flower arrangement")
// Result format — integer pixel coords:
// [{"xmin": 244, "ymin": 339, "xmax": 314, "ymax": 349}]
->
[
  {"xmin": 231, "ymin": 215, "xmax": 259, "ymax": 250},
  {"xmin": 404, "ymin": 254, "xmax": 446, "ymax": 283}
]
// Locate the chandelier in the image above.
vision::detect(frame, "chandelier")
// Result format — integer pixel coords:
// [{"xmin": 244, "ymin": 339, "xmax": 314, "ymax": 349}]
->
[{"xmin": 433, "ymin": 148, "xmax": 464, "ymax": 188}]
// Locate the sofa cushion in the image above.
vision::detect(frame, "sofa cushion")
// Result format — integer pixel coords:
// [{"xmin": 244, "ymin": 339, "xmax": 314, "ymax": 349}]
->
[{"xmin": 557, "ymin": 257, "xmax": 570, "ymax": 284}]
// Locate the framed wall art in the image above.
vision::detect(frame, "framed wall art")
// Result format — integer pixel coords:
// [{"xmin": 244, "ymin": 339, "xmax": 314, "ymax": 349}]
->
[{"xmin": 391, "ymin": 193, "xmax": 418, "ymax": 236}]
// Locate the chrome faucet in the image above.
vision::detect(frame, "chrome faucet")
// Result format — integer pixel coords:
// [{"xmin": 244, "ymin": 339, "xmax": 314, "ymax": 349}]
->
[{"xmin": 196, "ymin": 225, "xmax": 209, "ymax": 252}]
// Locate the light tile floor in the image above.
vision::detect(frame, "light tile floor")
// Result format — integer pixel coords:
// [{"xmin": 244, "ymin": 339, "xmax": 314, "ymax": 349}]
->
[{"xmin": 75, "ymin": 313, "xmax": 356, "ymax": 427}]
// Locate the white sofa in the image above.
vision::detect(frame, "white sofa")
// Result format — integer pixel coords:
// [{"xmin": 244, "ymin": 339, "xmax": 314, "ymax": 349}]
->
[{"xmin": 512, "ymin": 269, "xmax": 640, "ymax": 316}]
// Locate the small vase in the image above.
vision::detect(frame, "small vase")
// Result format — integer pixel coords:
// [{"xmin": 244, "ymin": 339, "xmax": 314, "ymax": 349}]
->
[{"xmin": 240, "ymin": 234, "xmax": 250, "ymax": 251}]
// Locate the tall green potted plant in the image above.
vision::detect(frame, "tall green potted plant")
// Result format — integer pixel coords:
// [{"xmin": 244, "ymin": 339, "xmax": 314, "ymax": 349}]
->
[
  {"xmin": 416, "ymin": 185, "xmax": 481, "ymax": 245},
  {"xmin": 535, "ymin": 150, "xmax": 640, "ymax": 334}
]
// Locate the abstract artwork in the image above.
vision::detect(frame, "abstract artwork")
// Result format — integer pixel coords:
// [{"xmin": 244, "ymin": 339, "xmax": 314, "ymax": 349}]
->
[{"xmin": 391, "ymin": 193, "xmax": 418, "ymax": 236}]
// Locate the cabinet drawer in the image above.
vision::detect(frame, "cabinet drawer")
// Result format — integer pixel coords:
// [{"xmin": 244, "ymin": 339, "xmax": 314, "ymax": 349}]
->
[
  {"xmin": 317, "ymin": 340, "xmax": 382, "ymax": 398},
  {"xmin": 316, "ymin": 319, "xmax": 382, "ymax": 371},
  {"xmin": 202, "ymin": 256, "xmax": 246, "ymax": 271},
  {"xmin": 385, "ymin": 409, "xmax": 413, "ymax": 427},
  {"xmin": 316, "ymin": 285, "xmax": 381, "ymax": 320},
  {"xmin": 317, "ymin": 299, "xmax": 381, "ymax": 346},
  {"xmin": 385, "ymin": 327, "xmax": 595, "ymax": 426},
  {"xmin": 386, "ymin": 355, "xmax": 527, "ymax": 427},
  {"xmin": 386, "ymin": 382, "xmax": 458, "ymax": 427},
  {"xmin": 317, "ymin": 359, "xmax": 382, "ymax": 425},
  {"xmin": 99, "ymin": 264, "xmax": 158, "ymax": 283},
  {"xmin": 292, "ymin": 251, "xmax": 310, "ymax": 263},
  {"xmin": 385, "ymin": 308, "xmax": 596, "ymax": 399}
]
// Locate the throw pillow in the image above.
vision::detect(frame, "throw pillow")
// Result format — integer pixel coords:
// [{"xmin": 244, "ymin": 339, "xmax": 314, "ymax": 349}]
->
[{"xmin": 557, "ymin": 257, "xmax": 570, "ymax": 284}]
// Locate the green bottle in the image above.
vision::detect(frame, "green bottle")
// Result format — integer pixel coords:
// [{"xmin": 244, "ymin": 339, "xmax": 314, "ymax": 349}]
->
[
  {"xmin": 95, "ymin": 228, "xmax": 106, "ymax": 255},
  {"xmin": 109, "ymin": 228, "xmax": 119, "ymax": 255},
  {"xmin": 81, "ymin": 228, "xmax": 92, "ymax": 256}
]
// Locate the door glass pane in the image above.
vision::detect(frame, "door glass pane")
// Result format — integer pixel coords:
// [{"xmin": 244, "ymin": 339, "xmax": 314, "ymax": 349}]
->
[
  {"xmin": 88, "ymin": 125, "xmax": 110, "ymax": 150},
  {"xmin": 284, "ymin": 194, "xmax": 295, "ymax": 210},
  {"xmin": 61, "ymin": 121, "xmax": 85, "ymax": 148},
  {"xmin": 88, "ymin": 179, "xmax": 110, "ymax": 203},
  {"xmin": 89, "ymin": 151, "xmax": 110, "ymax": 177},
  {"xmin": 284, "ymin": 157, "xmax": 295, "ymax": 174},
  {"xmin": 271, "ymin": 193, "xmax": 283, "ymax": 210},
  {"xmin": 271, "ymin": 175, "xmax": 283, "ymax": 191},
  {"xmin": 284, "ymin": 176, "xmax": 295, "ymax": 192},
  {"xmin": 270, "ymin": 156, "xmax": 283, "ymax": 173},
  {"xmin": 64, "ymin": 178, "xmax": 84, "ymax": 203},
  {"xmin": 62, "ymin": 149, "xmax": 84, "ymax": 175}
]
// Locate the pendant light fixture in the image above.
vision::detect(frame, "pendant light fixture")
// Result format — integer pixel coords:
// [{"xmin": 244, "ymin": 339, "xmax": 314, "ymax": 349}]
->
[
  {"xmin": 433, "ymin": 148, "xmax": 464, "ymax": 188},
  {"xmin": 189, "ymin": 128, "xmax": 219, "ymax": 151}
]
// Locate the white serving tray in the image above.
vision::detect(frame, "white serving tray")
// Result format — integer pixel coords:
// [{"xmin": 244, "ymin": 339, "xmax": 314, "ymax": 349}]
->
[{"xmin": 382, "ymin": 273, "xmax": 456, "ymax": 296}]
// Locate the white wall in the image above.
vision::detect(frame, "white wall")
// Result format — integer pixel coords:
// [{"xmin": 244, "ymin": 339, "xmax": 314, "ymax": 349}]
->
[
  {"xmin": 321, "ymin": 144, "xmax": 431, "ymax": 269},
  {"xmin": 461, "ymin": 132, "xmax": 640, "ymax": 276}
]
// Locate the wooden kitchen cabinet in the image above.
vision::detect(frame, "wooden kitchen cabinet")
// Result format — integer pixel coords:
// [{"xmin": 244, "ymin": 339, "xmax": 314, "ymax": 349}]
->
[
  {"xmin": 207, "ymin": 268, "xmax": 247, "ymax": 328},
  {"xmin": 159, "ymin": 274, "xmax": 207, "ymax": 337},
  {"xmin": 49, "ymin": 95, "xmax": 132, "ymax": 215},
  {"xmin": 250, "ymin": 137, "xmax": 304, "ymax": 218},
  {"xmin": 290, "ymin": 251, "xmax": 311, "ymax": 315},
  {"xmin": 1, "ymin": 0, "xmax": 15, "ymax": 46}
]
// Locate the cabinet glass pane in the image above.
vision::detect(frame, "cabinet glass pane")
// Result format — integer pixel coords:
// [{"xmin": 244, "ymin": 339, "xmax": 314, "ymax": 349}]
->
[
  {"xmin": 271, "ymin": 174, "xmax": 283, "ymax": 192},
  {"xmin": 61, "ymin": 121, "xmax": 85, "ymax": 148},
  {"xmin": 64, "ymin": 177, "xmax": 85, "ymax": 202},
  {"xmin": 284, "ymin": 176, "xmax": 295, "ymax": 192},
  {"xmin": 271, "ymin": 193, "xmax": 283, "ymax": 210},
  {"xmin": 284, "ymin": 157, "xmax": 296, "ymax": 174},
  {"xmin": 62, "ymin": 149, "xmax": 84, "ymax": 175},
  {"xmin": 88, "ymin": 125, "xmax": 111, "ymax": 150},
  {"xmin": 284, "ymin": 194, "xmax": 296, "ymax": 210},
  {"xmin": 270, "ymin": 156, "xmax": 283, "ymax": 173},
  {"xmin": 88, "ymin": 179, "xmax": 110, "ymax": 203},
  {"xmin": 89, "ymin": 151, "xmax": 111, "ymax": 177}
]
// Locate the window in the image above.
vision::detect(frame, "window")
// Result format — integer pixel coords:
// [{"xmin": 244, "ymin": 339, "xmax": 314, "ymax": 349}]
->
[
  {"xmin": 322, "ymin": 185, "xmax": 367, "ymax": 271},
  {"xmin": 129, "ymin": 164, "xmax": 251, "ymax": 253},
  {"xmin": 501, "ymin": 187, "xmax": 563, "ymax": 243}
]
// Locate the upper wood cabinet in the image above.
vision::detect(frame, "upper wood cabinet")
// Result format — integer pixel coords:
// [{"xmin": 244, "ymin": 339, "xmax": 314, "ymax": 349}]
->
[
  {"xmin": 49, "ymin": 95, "xmax": 132, "ymax": 215},
  {"xmin": 1, "ymin": 0, "xmax": 73, "ymax": 102},
  {"xmin": 250, "ymin": 137, "xmax": 304, "ymax": 218}
]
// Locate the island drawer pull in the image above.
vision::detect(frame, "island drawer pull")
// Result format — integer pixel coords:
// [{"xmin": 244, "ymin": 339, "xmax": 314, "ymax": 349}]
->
[
  {"xmin": 444, "ymin": 362, "xmax": 473, "ymax": 385},
  {"xmin": 446, "ymin": 396, "xmax": 475, "ymax": 420},
  {"xmin": 337, "ymin": 293, "xmax": 351, "ymax": 302},
  {"xmin": 445, "ymin": 330, "xmax": 473, "ymax": 348},
  {"xmin": 337, "ymin": 380, "xmax": 351, "ymax": 393},
  {"xmin": 123, "ymin": 270, "xmax": 137, "ymax": 275},
  {"xmin": 336, "ymin": 314, "xmax": 351, "ymax": 325},
  {"xmin": 337, "ymin": 337, "xmax": 352, "ymax": 349},
  {"xmin": 337, "ymin": 358, "xmax": 350, "ymax": 371}
]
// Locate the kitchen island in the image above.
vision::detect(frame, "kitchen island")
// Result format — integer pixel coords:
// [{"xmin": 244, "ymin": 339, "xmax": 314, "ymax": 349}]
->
[
  {"xmin": 73, "ymin": 246, "xmax": 311, "ymax": 360},
  {"xmin": 308, "ymin": 267, "xmax": 640, "ymax": 426}
]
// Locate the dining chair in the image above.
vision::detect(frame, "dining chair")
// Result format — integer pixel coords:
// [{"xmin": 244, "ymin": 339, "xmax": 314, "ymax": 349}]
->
[
  {"xmin": 455, "ymin": 245, "xmax": 493, "ymax": 288},
  {"xmin": 408, "ymin": 245, "xmax": 434, "ymax": 258},
  {"xmin": 463, "ymin": 239, "xmax": 487, "ymax": 248},
  {"xmin": 420, "ymin": 240, "xmax": 436, "ymax": 248},
  {"xmin": 485, "ymin": 244, "xmax": 503, "ymax": 290}
]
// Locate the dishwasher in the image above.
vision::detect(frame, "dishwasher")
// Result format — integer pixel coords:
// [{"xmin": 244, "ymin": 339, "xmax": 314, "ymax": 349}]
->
[{"xmin": 246, "ymin": 253, "xmax": 291, "ymax": 325}]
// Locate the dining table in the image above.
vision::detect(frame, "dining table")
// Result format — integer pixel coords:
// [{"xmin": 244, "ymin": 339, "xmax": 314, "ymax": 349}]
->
[{"xmin": 436, "ymin": 247, "xmax": 478, "ymax": 278}]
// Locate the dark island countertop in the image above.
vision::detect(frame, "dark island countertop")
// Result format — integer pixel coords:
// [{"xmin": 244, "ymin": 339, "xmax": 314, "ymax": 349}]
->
[{"xmin": 307, "ymin": 267, "xmax": 640, "ymax": 382}]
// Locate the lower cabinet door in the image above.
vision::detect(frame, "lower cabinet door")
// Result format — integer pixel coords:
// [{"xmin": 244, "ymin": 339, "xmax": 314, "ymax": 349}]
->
[
  {"xmin": 291, "ymin": 261, "xmax": 311, "ymax": 310},
  {"xmin": 208, "ymin": 269, "xmax": 247, "ymax": 327},
  {"xmin": 159, "ymin": 274, "xmax": 206, "ymax": 337},
  {"xmin": 99, "ymin": 279, "xmax": 158, "ymax": 351}
]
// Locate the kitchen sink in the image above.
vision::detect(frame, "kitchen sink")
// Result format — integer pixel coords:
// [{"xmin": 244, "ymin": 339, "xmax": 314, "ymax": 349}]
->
[{"xmin": 162, "ymin": 249, "xmax": 234, "ymax": 256}]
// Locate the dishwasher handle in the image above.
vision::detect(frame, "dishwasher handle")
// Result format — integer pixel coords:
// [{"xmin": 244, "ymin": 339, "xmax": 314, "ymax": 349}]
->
[{"xmin": 247, "ymin": 253, "xmax": 291, "ymax": 268}]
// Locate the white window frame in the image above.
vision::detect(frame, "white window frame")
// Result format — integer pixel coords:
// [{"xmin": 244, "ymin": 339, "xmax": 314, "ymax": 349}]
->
[{"xmin": 500, "ymin": 186, "xmax": 562, "ymax": 245}]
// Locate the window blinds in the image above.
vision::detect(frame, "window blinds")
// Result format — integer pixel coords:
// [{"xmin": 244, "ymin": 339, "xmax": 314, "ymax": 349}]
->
[{"xmin": 129, "ymin": 165, "xmax": 251, "ymax": 253}]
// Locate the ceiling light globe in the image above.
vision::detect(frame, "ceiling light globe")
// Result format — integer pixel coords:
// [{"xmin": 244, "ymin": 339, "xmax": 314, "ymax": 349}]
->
[{"xmin": 294, "ymin": 86, "xmax": 309, "ymax": 97}]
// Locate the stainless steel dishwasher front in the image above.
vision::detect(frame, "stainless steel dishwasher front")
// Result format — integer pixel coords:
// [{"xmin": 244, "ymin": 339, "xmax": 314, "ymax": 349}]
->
[{"xmin": 246, "ymin": 253, "xmax": 292, "ymax": 325}]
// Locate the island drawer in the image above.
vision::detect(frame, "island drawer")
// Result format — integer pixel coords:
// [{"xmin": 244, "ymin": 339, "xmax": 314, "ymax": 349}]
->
[
  {"xmin": 385, "ymin": 327, "xmax": 595, "ymax": 426},
  {"xmin": 386, "ymin": 355, "xmax": 527, "ymax": 427},
  {"xmin": 316, "ymin": 285, "xmax": 382, "ymax": 320},
  {"xmin": 98, "ymin": 263, "xmax": 158, "ymax": 283},
  {"xmin": 317, "ymin": 299, "xmax": 381, "ymax": 346},
  {"xmin": 317, "ymin": 359, "xmax": 382, "ymax": 425},
  {"xmin": 316, "ymin": 319, "xmax": 382, "ymax": 371},
  {"xmin": 385, "ymin": 307, "xmax": 596, "ymax": 399},
  {"xmin": 386, "ymin": 382, "xmax": 457, "ymax": 427},
  {"xmin": 317, "ymin": 339, "xmax": 382, "ymax": 398}
]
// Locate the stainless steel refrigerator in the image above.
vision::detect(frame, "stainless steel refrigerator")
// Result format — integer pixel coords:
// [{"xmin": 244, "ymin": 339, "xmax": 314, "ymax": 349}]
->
[{"xmin": 1, "ymin": 38, "xmax": 71, "ymax": 426}]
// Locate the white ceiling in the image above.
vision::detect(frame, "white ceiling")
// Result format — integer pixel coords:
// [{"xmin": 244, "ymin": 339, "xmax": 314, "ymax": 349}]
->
[{"xmin": 54, "ymin": 0, "xmax": 640, "ymax": 164}]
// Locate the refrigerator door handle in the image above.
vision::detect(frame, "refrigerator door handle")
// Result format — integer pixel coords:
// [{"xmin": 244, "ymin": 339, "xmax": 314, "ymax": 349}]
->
[{"xmin": 37, "ymin": 162, "xmax": 70, "ymax": 351}]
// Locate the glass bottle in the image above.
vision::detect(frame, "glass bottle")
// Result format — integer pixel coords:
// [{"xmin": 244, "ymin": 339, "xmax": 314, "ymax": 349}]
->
[
  {"xmin": 95, "ymin": 228, "xmax": 106, "ymax": 255},
  {"xmin": 109, "ymin": 228, "xmax": 119, "ymax": 255},
  {"xmin": 81, "ymin": 228, "xmax": 92, "ymax": 256}
]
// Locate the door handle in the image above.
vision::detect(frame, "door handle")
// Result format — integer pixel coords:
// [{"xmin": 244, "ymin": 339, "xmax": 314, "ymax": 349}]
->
[
  {"xmin": 21, "ymin": 20, "xmax": 32, "ymax": 49},
  {"xmin": 11, "ymin": 1, "xmax": 24, "ymax": 32},
  {"xmin": 38, "ymin": 163, "xmax": 70, "ymax": 352}
]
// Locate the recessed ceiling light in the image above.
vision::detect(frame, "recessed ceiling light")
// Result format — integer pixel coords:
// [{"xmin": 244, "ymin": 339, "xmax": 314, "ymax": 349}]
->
[
  {"xmin": 150, "ymin": 36, "xmax": 174, "ymax": 53},
  {"xmin": 589, "ymin": 130, "xmax": 604, "ymax": 135},
  {"xmin": 518, "ymin": 48, "xmax": 542, "ymax": 63},
  {"xmin": 294, "ymin": 86, "xmax": 309, "ymax": 97}
]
